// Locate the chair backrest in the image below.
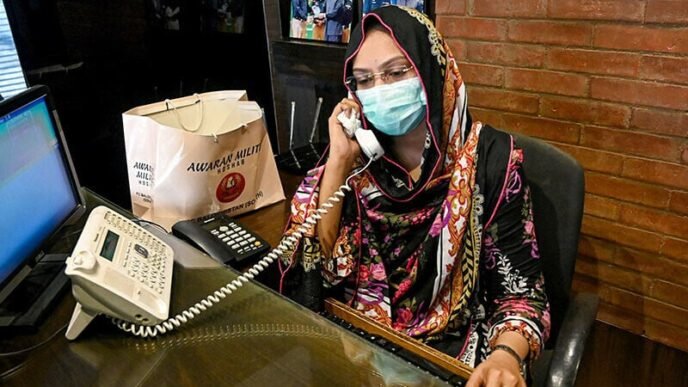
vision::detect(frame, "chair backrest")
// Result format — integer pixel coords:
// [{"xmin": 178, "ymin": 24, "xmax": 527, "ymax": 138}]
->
[{"xmin": 512, "ymin": 133, "xmax": 585, "ymax": 346}]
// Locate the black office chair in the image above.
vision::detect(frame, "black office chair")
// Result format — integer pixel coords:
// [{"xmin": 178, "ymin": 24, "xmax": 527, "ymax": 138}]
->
[{"xmin": 510, "ymin": 133, "xmax": 599, "ymax": 387}]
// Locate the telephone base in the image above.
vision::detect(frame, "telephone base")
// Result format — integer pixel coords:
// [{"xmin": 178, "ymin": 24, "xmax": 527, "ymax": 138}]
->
[{"xmin": 0, "ymin": 253, "xmax": 70, "ymax": 332}]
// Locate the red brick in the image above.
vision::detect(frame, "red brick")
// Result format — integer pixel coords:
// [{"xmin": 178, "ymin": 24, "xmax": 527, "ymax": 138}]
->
[
  {"xmin": 644, "ymin": 317, "xmax": 688, "ymax": 353},
  {"xmin": 595, "ymin": 285, "xmax": 644, "ymax": 315},
  {"xmin": 591, "ymin": 77, "xmax": 688, "ymax": 111},
  {"xmin": 554, "ymin": 144, "xmax": 624, "ymax": 174},
  {"xmin": 576, "ymin": 257, "xmax": 649, "ymax": 294},
  {"xmin": 436, "ymin": 16, "xmax": 506, "ymax": 41},
  {"xmin": 578, "ymin": 235, "xmax": 617, "ymax": 262},
  {"xmin": 596, "ymin": 301, "xmax": 645, "ymax": 335},
  {"xmin": 640, "ymin": 56, "xmax": 688, "ymax": 86},
  {"xmin": 594, "ymin": 25, "xmax": 688, "ymax": 55},
  {"xmin": 662, "ymin": 238, "xmax": 688, "ymax": 263},
  {"xmin": 622, "ymin": 158, "xmax": 688, "ymax": 191},
  {"xmin": 585, "ymin": 193, "xmax": 621, "ymax": 220},
  {"xmin": 470, "ymin": 108, "xmax": 504, "ymax": 127},
  {"xmin": 508, "ymin": 21, "xmax": 592, "ymax": 46},
  {"xmin": 631, "ymin": 108, "xmax": 688, "ymax": 138},
  {"xmin": 548, "ymin": 0, "xmax": 645, "ymax": 21},
  {"xmin": 501, "ymin": 113, "xmax": 581, "ymax": 143},
  {"xmin": 652, "ymin": 280, "xmax": 688, "ymax": 309},
  {"xmin": 616, "ymin": 247, "xmax": 688, "ymax": 286},
  {"xmin": 645, "ymin": 0, "xmax": 688, "ymax": 23},
  {"xmin": 619, "ymin": 204, "xmax": 688, "ymax": 239},
  {"xmin": 540, "ymin": 97, "xmax": 630, "ymax": 128},
  {"xmin": 466, "ymin": 42, "xmax": 546, "ymax": 68},
  {"xmin": 467, "ymin": 86, "xmax": 539, "ymax": 113},
  {"xmin": 435, "ymin": 0, "xmax": 466, "ymax": 15},
  {"xmin": 506, "ymin": 68, "xmax": 589, "ymax": 97},
  {"xmin": 447, "ymin": 39, "xmax": 467, "ymax": 61},
  {"xmin": 572, "ymin": 273, "xmax": 603, "ymax": 294},
  {"xmin": 585, "ymin": 172, "xmax": 672, "ymax": 209},
  {"xmin": 471, "ymin": 0, "xmax": 546, "ymax": 17},
  {"xmin": 583, "ymin": 215, "xmax": 664, "ymax": 253},
  {"xmin": 459, "ymin": 62, "xmax": 504, "ymax": 87},
  {"xmin": 546, "ymin": 48, "xmax": 640, "ymax": 77},
  {"xmin": 643, "ymin": 298, "xmax": 688, "ymax": 328},
  {"xmin": 609, "ymin": 287, "xmax": 688, "ymax": 328},
  {"xmin": 670, "ymin": 191, "xmax": 688, "ymax": 216},
  {"xmin": 581, "ymin": 126, "xmax": 684, "ymax": 162}
]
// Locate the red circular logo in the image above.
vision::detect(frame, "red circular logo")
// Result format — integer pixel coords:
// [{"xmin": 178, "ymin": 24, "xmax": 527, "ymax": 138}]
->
[{"xmin": 216, "ymin": 172, "xmax": 245, "ymax": 203}]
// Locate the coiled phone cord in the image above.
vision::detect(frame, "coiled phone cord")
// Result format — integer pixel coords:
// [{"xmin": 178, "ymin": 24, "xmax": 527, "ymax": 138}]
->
[{"xmin": 112, "ymin": 158, "xmax": 374, "ymax": 338}]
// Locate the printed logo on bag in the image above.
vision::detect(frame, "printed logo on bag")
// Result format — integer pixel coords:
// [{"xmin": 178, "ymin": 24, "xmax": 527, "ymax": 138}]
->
[{"xmin": 216, "ymin": 172, "xmax": 246, "ymax": 203}]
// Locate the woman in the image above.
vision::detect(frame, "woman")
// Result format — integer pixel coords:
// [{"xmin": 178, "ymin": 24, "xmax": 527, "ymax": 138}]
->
[{"xmin": 280, "ymin": 6, "xmax": 550, "ymax": 386}]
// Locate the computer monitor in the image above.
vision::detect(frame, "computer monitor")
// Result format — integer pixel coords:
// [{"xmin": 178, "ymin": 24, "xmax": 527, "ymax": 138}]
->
[{"xmin": 0, "ymin": 85, "xmax": 85, "ymax": 330}]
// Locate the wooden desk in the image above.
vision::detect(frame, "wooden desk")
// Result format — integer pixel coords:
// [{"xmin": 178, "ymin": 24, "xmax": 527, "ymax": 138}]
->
[{"xmin": 0, "ymin": 174, "xmax": 452, "ymax": 386}]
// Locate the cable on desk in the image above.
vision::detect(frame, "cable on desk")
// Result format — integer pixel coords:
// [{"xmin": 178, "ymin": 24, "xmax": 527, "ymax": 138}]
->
[
  {"xmin": 0, "ymin": 324, "xmax": 68, "ymax": 357},
  {"xmin": 0, "ymin": 362, "xmax": 25, "ymax": 379},
  {"xmin": 113, "ymin": 158, "xmax": 375, "ymax": 338},
  {"xmin": 132, "ymin": 218, "xmax": 169, "ymax": 234}
]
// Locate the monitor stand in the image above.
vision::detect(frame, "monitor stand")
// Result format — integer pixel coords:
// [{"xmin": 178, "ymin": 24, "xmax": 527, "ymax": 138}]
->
[{"xmin": 0, "ymin": 253, "xmax": 70, "ymax": 332}]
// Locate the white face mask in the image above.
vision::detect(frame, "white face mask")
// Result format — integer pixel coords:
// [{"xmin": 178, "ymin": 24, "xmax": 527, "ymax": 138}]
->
[{"xmin": 356, "ymin": 77, "xmax": 427, "ymax": 136}]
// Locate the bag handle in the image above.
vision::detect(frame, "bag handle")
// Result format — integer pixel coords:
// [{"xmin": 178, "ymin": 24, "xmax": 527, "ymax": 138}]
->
[{"xmin": 165, "ymin": 94, "xmax": 204, "ymax": 132}]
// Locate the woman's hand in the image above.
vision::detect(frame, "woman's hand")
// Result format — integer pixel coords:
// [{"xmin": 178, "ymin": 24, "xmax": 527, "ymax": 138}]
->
[
  {"xmin": 466, "ymin": 350, "xmax": 525, "ymax": 387},
  {"xmin": 317, "ymin": 98, "xmax": 362, "ymax": 257},
  {"xmin": 327, "ymin": 98, "xmax": 361, "ymax": 172}
]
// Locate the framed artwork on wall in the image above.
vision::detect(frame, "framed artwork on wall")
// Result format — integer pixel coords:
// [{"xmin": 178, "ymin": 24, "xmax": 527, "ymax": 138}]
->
[
  {"xmin": 362, "ymin": 1, "xmax": 425, "ymax": 16},
  {"xmin": 201, "ymin": 0, "xmax": 246, "ymax": 34},
  {"xmin": 288, "ymin": 0, "xmax": 354, "ymax": 44},
  {"xmin": 148, "ymin": 0, "xmax": 182, "ymax": 30}
]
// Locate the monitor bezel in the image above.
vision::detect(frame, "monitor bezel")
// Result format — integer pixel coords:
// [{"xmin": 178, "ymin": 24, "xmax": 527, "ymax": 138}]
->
[{"xmin": 0, "ymin": 84, "xmax": 86, "ymax": 292}]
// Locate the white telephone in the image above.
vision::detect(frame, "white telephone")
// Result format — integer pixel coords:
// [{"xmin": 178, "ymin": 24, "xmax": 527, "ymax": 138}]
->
[
  {"xmin": 64, "ymin": 108, "xmax": 381, "ymax": 341},
  {"xmin": 64, "ymin": 206, "xmax": 174, "ymax": 340},
  {"xmin": 336, "ymin": 109, "xmax": 384, "ymax": 162}
]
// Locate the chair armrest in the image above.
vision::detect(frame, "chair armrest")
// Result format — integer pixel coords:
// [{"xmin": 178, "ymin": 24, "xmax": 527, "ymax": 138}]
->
[{"xmin": 547, "ymin": 292, "xmax": 599, "ymax": 387}]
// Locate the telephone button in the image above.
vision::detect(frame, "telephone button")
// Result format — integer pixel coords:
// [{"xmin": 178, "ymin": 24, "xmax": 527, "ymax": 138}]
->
[
  {"xmin": 134, "ymin": 244, "xmax": 149, "ymax": 258},
  {"xmin": 219, "ymin": 226, "xmax": 229, "ymax": 232}
]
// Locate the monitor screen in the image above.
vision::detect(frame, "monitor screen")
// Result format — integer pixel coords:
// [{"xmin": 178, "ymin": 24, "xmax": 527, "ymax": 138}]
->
[{"xmin": 0, "ymin": 91, "xmax": 82, "ymax": 288}]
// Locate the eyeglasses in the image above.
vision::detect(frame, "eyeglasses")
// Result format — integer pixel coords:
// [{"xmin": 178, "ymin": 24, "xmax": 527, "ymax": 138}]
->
[{"xmin": 345, "ymin": 65, "xmax": 415, "ymax": 91}]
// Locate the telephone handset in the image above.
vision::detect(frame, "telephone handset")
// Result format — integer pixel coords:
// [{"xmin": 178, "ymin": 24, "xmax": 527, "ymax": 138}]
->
[{"xmin": 336, "ymin": 108, "xmax": 384, "ymax": 162}]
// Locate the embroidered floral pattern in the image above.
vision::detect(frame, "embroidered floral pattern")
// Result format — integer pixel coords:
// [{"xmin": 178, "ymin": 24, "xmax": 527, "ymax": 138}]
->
[{"xmin": 399, "ymin": 7, "xmax": 446, "ymax": 70}]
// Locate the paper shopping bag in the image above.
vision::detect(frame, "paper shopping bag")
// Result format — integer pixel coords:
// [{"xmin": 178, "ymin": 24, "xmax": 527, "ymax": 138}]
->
[{"xmin": 122, "ymin": 91, "xmax": 285, "ymax": 230}]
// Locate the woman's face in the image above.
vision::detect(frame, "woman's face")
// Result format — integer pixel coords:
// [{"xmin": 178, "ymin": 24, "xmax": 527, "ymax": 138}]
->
[{"xmin": 351, "ymin": 29, "xmax": 416, "ymax": 91}]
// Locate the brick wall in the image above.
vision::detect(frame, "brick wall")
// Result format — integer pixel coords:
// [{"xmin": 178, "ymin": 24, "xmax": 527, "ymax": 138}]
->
[{"xmin": 435, "ymin": 0, "xmax": 688, "ymax": 351}]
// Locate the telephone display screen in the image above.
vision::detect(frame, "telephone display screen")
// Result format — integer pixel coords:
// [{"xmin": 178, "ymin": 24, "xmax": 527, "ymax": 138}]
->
[{"xmin": 100, "ymin": 231, "xmax": 119, "ymax": 261}]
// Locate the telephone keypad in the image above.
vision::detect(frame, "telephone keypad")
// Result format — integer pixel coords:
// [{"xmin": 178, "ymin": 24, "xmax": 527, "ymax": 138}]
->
[
  {"xmin": 104, "ymin": 210, "xmax": 170, "ymax": 295},
  {"xmin": 202, "ymin": 216, "xmax": 270, "ymax": 263}
]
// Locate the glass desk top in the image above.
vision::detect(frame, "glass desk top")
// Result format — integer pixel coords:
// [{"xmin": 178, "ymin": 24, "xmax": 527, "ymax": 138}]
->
[{"xmin": 0, "ymin": 187, "xmax": 456, "ymax": 386}]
